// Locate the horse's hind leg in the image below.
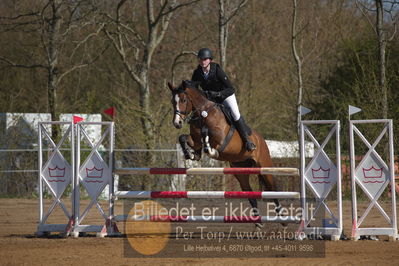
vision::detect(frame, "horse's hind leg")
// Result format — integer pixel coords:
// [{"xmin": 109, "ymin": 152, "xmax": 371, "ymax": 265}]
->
[
  {"xmin": 258, "ymin": 174, "xmax": 282, "ymax": 213},
  {"xmin": 255, "ymin": 147, "xmax": 285, "ymax": 224},
  {"xmin": 258, "ymin": 173, "xmax": 288, "ymax": 227},
  {"xmin": 233, "ymin": 173, "xmax": 263, "ymax": 229}
]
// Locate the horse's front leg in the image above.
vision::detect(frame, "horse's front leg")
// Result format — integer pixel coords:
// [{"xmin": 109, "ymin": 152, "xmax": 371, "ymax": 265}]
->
[
  {"xmin": 179, "ymin": 134, "xmax": 202, "ymax": 161},
  {"xmin": 201, "ymin": 126, "xmax": 219, "ymax": 159}
]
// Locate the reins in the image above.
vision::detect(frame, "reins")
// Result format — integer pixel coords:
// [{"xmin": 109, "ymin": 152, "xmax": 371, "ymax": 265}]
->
[{"xmin": 175, "ymin": 90, "xmax": 217, "ymax": 124}]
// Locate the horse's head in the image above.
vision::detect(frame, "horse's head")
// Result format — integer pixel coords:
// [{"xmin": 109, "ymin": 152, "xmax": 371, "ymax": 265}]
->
[{"xmin": 168, "ymin": 80, "xmax": 195, "ymax": 129}]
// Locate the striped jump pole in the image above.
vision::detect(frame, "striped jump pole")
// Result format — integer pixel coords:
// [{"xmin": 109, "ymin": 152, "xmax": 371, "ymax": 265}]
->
[
  {"xmin": 115, "ymin": 215, "xmax": 301, "ymax": 224},
  {"xmin": 114, "ymin": 191, "xmax": 300, "ymax": 199},
  {"xmin": 114, "ymin": 167, "xmax": 300, "ymax": 176}
]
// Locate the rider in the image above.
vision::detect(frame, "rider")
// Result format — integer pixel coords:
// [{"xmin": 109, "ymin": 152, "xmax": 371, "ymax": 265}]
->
[{"xmin": 191, "ymin": 48, "xmax": 256, "ymax": 151}]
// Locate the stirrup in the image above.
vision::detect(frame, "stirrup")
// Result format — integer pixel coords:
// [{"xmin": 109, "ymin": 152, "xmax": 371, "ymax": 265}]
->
[{"xmin": 245, "ymin": 141, "xmax": 256, "ymax": 151}]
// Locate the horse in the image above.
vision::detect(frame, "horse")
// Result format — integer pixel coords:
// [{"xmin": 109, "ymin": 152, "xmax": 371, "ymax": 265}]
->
[{"xmin": 168, "ymin": 80, "xmax": 284, "ymax": 228}]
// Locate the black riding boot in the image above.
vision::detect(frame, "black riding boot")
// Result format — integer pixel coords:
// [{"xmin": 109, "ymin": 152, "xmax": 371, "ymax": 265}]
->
[{"xmin": 235, "ymin": 117, "xmax": 256, "ymax": 151}]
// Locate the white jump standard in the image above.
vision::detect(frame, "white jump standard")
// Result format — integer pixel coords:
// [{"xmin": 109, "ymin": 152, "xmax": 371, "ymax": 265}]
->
[
  {"xmin": 37, "ymin": 121, "xmax": 75, "ymax": 236},
  {"xmin": 299, "ymin": 119, "xmax": 343, "ymax": 241},
  {"xmin": 349, "ymin": 119, "xmax": 398, "ymax": 241}
]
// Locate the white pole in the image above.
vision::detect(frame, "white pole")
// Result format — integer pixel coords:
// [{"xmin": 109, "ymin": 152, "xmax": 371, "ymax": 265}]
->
[
  {"xmin": 109, "ymin": 123, "xmax": 115, "ymax": 220},
  {"xmin": 349, "ymin": 120, "xmax": 358, "ymax": 239},
  {"xmin": 336, "ymin": 121, "xmax": 343, "ymax": 235},
  {"xmin": 388, "ymin": 120, "xmax": 397, "ymax": 237},
  {"xmin": 74, "ymin": 124, "xmax": 81, "ymax": 227},
  {"xmin": 70, "ymin": 123, "xmax": 75, "ymax": 226},
  {"xmin": 38, "ymin": 124, "xmax": 43, "ymax": 223},
  {"xmin": 299, "ymin": 121, "xmax": 307, "ymax": 225}
]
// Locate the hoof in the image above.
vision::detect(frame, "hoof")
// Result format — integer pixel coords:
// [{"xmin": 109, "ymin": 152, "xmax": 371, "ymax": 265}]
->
[
  {"xmin": 193, "ymin": 154, "xmax": 201, "ymax": 161},
  {"xmin": 245, "ymin": 141, "xmax": 256, "ymax": 151},
  {"xmin": 183, "ymin": 151, "xmax": 191, "ymax": 160},
  {"xmin": 183, "ymin": 150, "xmax": 194, "ymax": 160}
]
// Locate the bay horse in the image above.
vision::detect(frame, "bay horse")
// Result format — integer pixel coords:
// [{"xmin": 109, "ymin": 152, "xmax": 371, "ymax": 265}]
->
[{"xmin": 168, "ymin": 80, "xmax": 283, "ymax": 228}]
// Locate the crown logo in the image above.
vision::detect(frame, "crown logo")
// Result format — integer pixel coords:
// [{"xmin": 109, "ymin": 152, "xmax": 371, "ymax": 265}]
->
[
  {"xmin": 311, "ymin": 167, "xmax": 330, "ymax": 183},
  {"xmin": 86, "ymin": 166, "xmax": 103, "ymax": 178},
  {"xmin": 48, "ymin": 166, "xmax": 66, "ymax": 182},
  {"xmin": 362, "ymin": 166, "xmax": 383, "ymax": 183},
  {"xmin": 48, "ymin": 166, "xmax": 65, "ymax": 178},
  {"xmin": 312, "ymin": 167, "xmax": 330, "ymax": 179},
  {"xmin": 362, "ymin": 166, "xmax": 383, "ymax": 179}
]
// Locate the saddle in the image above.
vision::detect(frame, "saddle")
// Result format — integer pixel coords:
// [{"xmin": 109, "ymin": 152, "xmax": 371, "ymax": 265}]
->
[
  {"xmin": 218, "ymin": 104, "xmax": 252, "ymax": 135},
  {"xmin": 216, "ymin": 104, "xmax": 252, "ymax": 152},
  {"xmin": 218, "ymin": 104, "xmax": 234, "ymax": 125}
]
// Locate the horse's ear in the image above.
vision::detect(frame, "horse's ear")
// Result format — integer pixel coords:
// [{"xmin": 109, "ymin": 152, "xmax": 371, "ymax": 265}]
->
[{"xmin": 167, "ymin": 82, "xmax": 175, "ymax": 92}]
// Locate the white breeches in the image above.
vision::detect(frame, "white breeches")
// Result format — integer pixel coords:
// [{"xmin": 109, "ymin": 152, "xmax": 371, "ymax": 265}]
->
[{"xmin": 222, "ymin": 94, "xmax": 241, "ymax": 121}]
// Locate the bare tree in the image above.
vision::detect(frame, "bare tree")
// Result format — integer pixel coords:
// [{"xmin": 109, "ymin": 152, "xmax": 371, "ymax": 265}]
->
[
  {"xmin": 291, "ymin": 0, "xmax": 303, "ymax": 134},
  {"xmin": 0, "ymin": 0, "xmax": 101, "ymax": 138},
  {"xmin": 355, "ymin": 0, "xmax": 399, "ymax": 119},
  {"xmin": 102, "ymin": 0, "xmax": 198, "ymax": 149},
  {"xmin": 171, "ymin": 50, "xmax": 196, "ymax": 85},
  {"xmin": 218, "ymin": 0, "xmax": 248, "ymax": 69},
  {"xmin": 291, "ymin": 0, "xmax": 321, "ymax": 134}
]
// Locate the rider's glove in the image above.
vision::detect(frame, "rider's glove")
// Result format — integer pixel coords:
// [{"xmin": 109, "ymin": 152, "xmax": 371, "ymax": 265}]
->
[{"xmin": 205, "ymin": 91, "xmax": 221, "ymax": 99}]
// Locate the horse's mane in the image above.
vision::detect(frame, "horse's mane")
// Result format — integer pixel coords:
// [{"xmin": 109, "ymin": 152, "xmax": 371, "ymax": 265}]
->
[
  {"xmin": 180, "ymin": 80, "xmax": 206, "ymax": 97},
  {"xmin": 181, "ymin": 80, "xmax": 198, "ymax": 89}
]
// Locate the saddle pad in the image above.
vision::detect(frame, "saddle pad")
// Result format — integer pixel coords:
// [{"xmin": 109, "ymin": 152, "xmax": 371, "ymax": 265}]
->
[{"xmin": 218, "ymin": 104, "xmax": 233, "ymax": 125}]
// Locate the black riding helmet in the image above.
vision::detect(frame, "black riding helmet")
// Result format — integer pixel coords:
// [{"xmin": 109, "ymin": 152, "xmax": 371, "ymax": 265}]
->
[{"xmin": 197, "ymin": 48, "xmax": 213, "ymax": 60}]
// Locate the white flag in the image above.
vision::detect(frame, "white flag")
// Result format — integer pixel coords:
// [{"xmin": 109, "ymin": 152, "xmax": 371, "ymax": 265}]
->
[
  {"xmin": 349, "ymin": 105, "xmax": 362, "ymax": 116},
  {"xmin": 300, "ymin": 105, "xmax": 312, "ymax": 116}
]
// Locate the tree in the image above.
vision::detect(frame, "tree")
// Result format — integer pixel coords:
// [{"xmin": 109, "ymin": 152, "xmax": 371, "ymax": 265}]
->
[
  {"xmin": 291, "ymin": 0, "xmax": 303, "ymax": 135},
  {"xmin": 355, "ymin": 0, "xmax": 399, "ymax": 118},
  {"xmin": 102, "ymin": 0, "xmax": 198, "ymax": 150},
  {"xmin": 0, "ymin": 0, "xmax": 101, "ymax": 138},
  {"xmin": 217, "ymin": 0, "xmax": 248, "ymax": 69},
  {"xmin": 291, "ymin": 0, "xmax": 325, "ymax": 134},
  {"xmin": 313, "ymin": 36, "xmax": 399, "ymax": 152}
]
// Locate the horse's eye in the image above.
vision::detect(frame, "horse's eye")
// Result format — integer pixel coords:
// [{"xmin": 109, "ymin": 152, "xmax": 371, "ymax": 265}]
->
[{"xmin": 181, "ymin": 99, "xmax": 186, "ymax": 103}]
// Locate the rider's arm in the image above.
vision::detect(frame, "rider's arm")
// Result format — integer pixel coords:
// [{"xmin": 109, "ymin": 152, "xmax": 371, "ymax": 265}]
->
[
  {"xmin": 216, "ymin": 65, "xmax": 235, "ymax": 99},
  {"xmin": 191, "ymin": 69, "xmax": 201, "ymax": 83}
]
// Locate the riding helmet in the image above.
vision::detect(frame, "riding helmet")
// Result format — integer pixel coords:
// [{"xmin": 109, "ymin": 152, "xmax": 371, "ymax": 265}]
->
[{"xmin": 197, "ymin": 48, "xmax": 213, "ymax": 60}]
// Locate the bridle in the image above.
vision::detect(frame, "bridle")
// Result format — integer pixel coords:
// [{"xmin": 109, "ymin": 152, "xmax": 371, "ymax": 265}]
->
[
  {"xmin": 174, "ymin": 90, "xmax": 193, "ymax": 123},
  {"xmin": 174, "ymin": 90, "xmax": 216, "ymax": 124}
]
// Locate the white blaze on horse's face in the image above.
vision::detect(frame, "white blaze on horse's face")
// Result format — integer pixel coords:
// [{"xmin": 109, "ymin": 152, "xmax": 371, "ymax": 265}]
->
[{"xmin": 173, "ymin": 93, "xmax": 183, "ymax": 129}]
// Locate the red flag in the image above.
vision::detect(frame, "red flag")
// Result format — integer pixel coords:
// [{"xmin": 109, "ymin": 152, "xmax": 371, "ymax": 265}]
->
[
  {"xmin": 73, "ymin": 115, "xmax": 84, "ymax": 124},
  {"xmin": 104, "ymin": 107, "xmax": 116, "ymax": 119}
]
